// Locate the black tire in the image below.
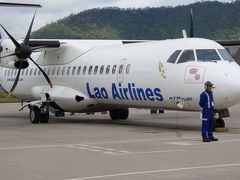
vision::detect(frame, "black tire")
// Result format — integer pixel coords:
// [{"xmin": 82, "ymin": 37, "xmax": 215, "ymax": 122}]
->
[
  {"xmin": 159, "ymin": 109, "xmax": 164, "ymax": 114},
  {"xmin": 119, "ymin": 109, "xmax": 129, "ymax": 120},
  {"xmin": 40, "ymin": 112, "xmax": 49, "ymax": 124},
  {"xmin": 30, "ymin": 106, "xmax": 40, "ymax": 124},
  {"xmin": 216, "ymin": 118, "xmax": 225, "ymax": 128},
  {"xmin": 110, "ymin": 109, "xmax": 119, "ymax": 120}
]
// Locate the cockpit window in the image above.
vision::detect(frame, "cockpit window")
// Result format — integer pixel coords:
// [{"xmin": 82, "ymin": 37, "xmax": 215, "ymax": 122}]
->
[
  {"xmin": 177, "ymin": 50, "xmax": 195, "ymax": 64},
  {"xmin": 167, "ymin": 50, "xmax": 181, "ymax": 64},
  {"xmin": 218, "ymin": 49, "xmax": 234, "ymax": 61},
  {"xmin": 196, "ymin": 49, "xmax": 221, "ymax": 62}
]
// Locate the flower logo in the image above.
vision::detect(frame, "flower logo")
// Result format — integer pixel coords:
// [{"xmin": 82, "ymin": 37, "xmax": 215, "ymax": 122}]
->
[{"xmin": 159, "ymin": 61, "xmax": 166, "ymax": 79}]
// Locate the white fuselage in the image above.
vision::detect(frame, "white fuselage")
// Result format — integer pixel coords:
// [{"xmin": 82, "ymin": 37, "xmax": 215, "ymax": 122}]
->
[{"xmin": 1, "ymin": 38, "xmax": 240, "ymax": 113}]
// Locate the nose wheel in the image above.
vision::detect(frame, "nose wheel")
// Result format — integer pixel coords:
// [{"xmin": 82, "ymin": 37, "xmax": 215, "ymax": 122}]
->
[{"xmin": 214, "ymin": 118, "xmax": 225, "ymax": 128}]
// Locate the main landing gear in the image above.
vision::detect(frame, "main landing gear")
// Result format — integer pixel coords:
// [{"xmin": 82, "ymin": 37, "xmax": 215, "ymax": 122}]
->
[
  {"xmin": 214, "ymin": 109, "xmax": 229, "ymax": 129},
  {"xmin": 109, "ymin": 108, "xmax": 129, "ymax": 120},
  {"xmin": 30, "ymin": 105, "xmax": 49, "ymax": 124},
  {"xmin": 214, "ymin": 118, "xmax": 225, "ymax": 128}
]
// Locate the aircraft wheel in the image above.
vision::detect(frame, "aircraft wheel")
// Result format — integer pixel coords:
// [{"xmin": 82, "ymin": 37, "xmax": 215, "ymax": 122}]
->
[
  {"xmin": 30, "ymin": 106, "xmax": 40, "ymax": 124},
  {"xmin": 215, "ymin": 118, "xmax": 225, "ymax": 128},
  {"xmin": 119, "ymin": 108, "xmax": 129, "ymax": 120},
  {"xmin": 110, "ymin": 108, "xmax": 129, "ymax": 120},
  {"xmin": 40, "ymin": 112, "xmax": 49, "ymax": 124},
  {"xmin": 109, "ymin": 109, "xmax": 120, "ymax": 120}
]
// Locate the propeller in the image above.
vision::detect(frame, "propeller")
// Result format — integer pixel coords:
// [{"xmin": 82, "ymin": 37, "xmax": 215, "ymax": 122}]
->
[
  {"xmin": 0, "ymin": 11, "xmax": 53, "ymax": 97},
  {"xmin": 189, "ymin": 8, "xmax": 194, "ymax": 38}
]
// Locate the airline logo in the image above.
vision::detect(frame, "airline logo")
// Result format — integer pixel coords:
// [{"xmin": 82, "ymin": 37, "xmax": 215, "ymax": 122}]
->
[
  {"xmin": 184, "ymin": 66, "xmax": 206, "ymax": 84},
  {"xmin": 87, "ymin": 83, "xmax": 164, "ymax": 102}
]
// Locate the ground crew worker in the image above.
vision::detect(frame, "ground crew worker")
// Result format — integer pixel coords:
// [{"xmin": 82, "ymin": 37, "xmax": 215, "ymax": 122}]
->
[{"xmin": 199, "ymin": 81, "xmax": 218, "ymax": 142}]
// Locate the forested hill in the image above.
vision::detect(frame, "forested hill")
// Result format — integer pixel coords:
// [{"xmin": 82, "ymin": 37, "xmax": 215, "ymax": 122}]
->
[{"xmin": 32, "ymin": 1, "xmax": 240, "ymax": 40}]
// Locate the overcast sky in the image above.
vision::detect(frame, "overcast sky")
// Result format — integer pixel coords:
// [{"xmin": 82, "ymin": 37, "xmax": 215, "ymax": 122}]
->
[{"xmin": 0, "ymin": 0, "xmax": 235, "ymax": 39}]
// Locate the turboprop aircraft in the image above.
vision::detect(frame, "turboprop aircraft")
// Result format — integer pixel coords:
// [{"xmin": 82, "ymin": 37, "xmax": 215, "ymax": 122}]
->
[{"xmin": 0, "ymin": 2, "xmax": 240, "ymax": 128}]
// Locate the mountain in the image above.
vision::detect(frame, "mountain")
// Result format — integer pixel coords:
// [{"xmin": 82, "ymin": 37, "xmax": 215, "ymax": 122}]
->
[{"xmin": 32, "ymin": 1, "xmax": 240, "ymax": 40}]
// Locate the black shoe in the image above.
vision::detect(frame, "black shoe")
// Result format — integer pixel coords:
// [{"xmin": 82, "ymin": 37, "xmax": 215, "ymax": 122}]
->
[
  {"xmin": 203, "ymin": 138, "xmax": 211, "ymax": 142},
  {"xmin": 210, "ymin": 137, "xmax": 218, "ymax": 141}
]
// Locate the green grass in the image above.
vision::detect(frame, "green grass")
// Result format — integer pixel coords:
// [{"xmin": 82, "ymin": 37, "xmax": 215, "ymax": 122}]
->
[{"xmin": 0, "ymin": 93, "xmax": 21, "ymax": 103}]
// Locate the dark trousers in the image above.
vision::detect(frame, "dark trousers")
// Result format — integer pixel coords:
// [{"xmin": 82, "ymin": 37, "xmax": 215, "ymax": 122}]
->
[{"xmin": 201, "ymin": 116, "xmax": 214, "ymax": 139}]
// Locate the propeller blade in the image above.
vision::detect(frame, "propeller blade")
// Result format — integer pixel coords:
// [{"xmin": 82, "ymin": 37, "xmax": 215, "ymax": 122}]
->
[
  {"xmin": 8, "ymin": 65, "xmax": 22, "ymax": 97},
  {"xmin": 24, "ymin": 10, "xmax": 37, "ymax": 45},
  {"xmin": 0, "ymin": 53, "xmax": 17, "ymax": 59},
  {"xmin": 29, "ymin": 56, "xmax": 53, "ymax": 88},
  {"xmin": 189, "ymin": 8, "xmax": 194, "ymax": 38},
  {"xmin": 0, "ymin": 2, "xmax": 41, "ymax": 8},
  {"xmin": 0, "ymin": 25, "xmax": 21, "ymax": 47}
]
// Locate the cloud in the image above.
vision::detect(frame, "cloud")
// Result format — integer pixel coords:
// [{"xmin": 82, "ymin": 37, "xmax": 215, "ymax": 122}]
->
[{"xmin": 0, "ymin": 0, "xmax": 234, "ymax": 39}]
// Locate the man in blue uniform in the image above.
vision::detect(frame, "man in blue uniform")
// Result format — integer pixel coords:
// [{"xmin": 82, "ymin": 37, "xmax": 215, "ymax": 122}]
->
[{"xmin": 199, "ymin": 81, "xmax": 218, "ymax": 142}]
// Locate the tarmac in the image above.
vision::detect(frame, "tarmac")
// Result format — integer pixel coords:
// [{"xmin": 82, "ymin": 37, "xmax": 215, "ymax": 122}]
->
[{"xmin": 0, "ymin": 103, "xmax": 240, "ymax": 180}]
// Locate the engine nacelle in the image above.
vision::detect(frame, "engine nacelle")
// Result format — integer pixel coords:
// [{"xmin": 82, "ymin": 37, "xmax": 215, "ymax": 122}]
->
[{"xmin": 31, "ymin": 86, "xmax": 97, "ymax": 112}]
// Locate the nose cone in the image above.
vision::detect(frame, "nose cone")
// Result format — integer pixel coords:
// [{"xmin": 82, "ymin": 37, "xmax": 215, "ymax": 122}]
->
[{"xmin": 215, "ymin": 64, "xmax": 240, "ymax": 108}]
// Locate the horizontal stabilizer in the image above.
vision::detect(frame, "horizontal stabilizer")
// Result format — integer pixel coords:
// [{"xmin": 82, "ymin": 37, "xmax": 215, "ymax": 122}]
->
[
  {"xmin": 28, "ymin": 40, "xmax": 61, "ymax": 48},
  {"xmin": 0, "ymin": 2, "xmax": 41, "ymax": 8},
  {"xmin": 217, "ymin": 40, "xmax": 240, "ymax": 47}
]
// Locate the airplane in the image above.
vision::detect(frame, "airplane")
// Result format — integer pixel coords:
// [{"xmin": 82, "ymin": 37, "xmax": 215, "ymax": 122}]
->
[{"xmin": 0, "ymin": 2, "xmax": 240, "ymax": 129}]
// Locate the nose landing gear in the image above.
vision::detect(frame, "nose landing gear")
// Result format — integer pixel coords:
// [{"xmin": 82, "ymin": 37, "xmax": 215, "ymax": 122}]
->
[
  {"xmin": 214, "ymin": 118, "xmax": 225, "ymax": 128},
  {"xmin": 214, "ymin": 109, "xmax": 229, "ymax": 129}
]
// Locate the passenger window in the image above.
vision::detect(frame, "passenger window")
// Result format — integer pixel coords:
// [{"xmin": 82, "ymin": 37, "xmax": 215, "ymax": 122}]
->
[
  {"xmin": 11, "ymin": 69, "xmax": 14, "ymax": 76},
  {"xmin": 14, "ymin": 69, "xmax": 17, "ymax": 76},
  {"xmin": 106, "ymin": 65, "xmax": 110, "ymax": 74},
  {"xmin": 196, "ymin": 49, "xmax": 221, "ymax": 62},
  {"xmin": 112, "ymin": 65, "xmax": 117, "ymax": 74},
  {"xmin": 57, "ymin": 67, "xmax": 61, "ymax": 76},
  {"xmin": 25, "ymin": 69, "xmax": 29, "ymax": 76},
  {"xmin": 119, "ymin": 64, "xmax": 124, "ymax": 74},
  {"xmin": 30, "ymin": 68, "xmax": 33, "ymax": 76},
  {"xmin": 38, "ymin": 69, "xmax": 41, "ymax": 76},
  {"xmin": 47, "ymin": 67, "xmax": 51, "ymax": 76},
  {"xmin": 34, "ymin": 68, "xmax": 37, "ymax": 76},
  {"xmin": 218, "ymin": 49, "xmax": 234, "ymax": 61},
  {"xmin": 22, "ymin": 69, "xmax": 25, "ymax": 76},
  {"xmin": 177, "ymin": 50, "xmax": 195, "ymax": 64},
  {"xmin": 62, "ymin": 67, "xmax": 66, "ymax": 75},
  {"xmin": 77, "ymin": 66, "xmax": 81, "ymax": 75},
  {"xmin": 100, "ymin": 65, "xmax": 104, "ymax": 75},
  {"xmin": 51, "ymin": 67, "xmax": 55, "ymax": 76},
  {"xmin": 167, "ymin": 50, "xmax": 182, "ymax": 63},
  {"xmin": 72, "ymin": 66, "xmax": 76, "ymax": 75},
  {"xmin": 8, "ymin": 69, "xmax": 10, "ymax": 77},
  {"xmin": 126, "ymin": 64, "xmax": 131, "ymax": 74},
  {"xmin": 4, "ymin": 70, "xmax": 6, "ymax": 77},
  {"xmin": 67, "ymin": 67, "xmax": 71, "ymax": 75},
  {"xmin": 88, "ymin": 66, "xmax": 93, "ymax": 75},
  {"xmin": 94, "ymin": 66, "xmax": 98, "ymax": 75},
  {"xmin": 83, "ymin": 66, "xmax": 87, "ymax": 75}
]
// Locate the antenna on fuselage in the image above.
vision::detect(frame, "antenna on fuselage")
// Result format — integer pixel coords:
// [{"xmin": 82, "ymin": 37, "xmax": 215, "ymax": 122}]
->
[
  {"xmin": 181, "ymin": 8, "xmax": 195, "ymax": 39},
  {"xmin": 189, "ymin": 8, "xmax": 194, "ymax": 37}
]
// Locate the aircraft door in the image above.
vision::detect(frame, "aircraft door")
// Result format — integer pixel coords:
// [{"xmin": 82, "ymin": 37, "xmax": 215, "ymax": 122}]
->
[{"xmin": 117, "ymin": 59, "xmax": 127, "ymax": 84}]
